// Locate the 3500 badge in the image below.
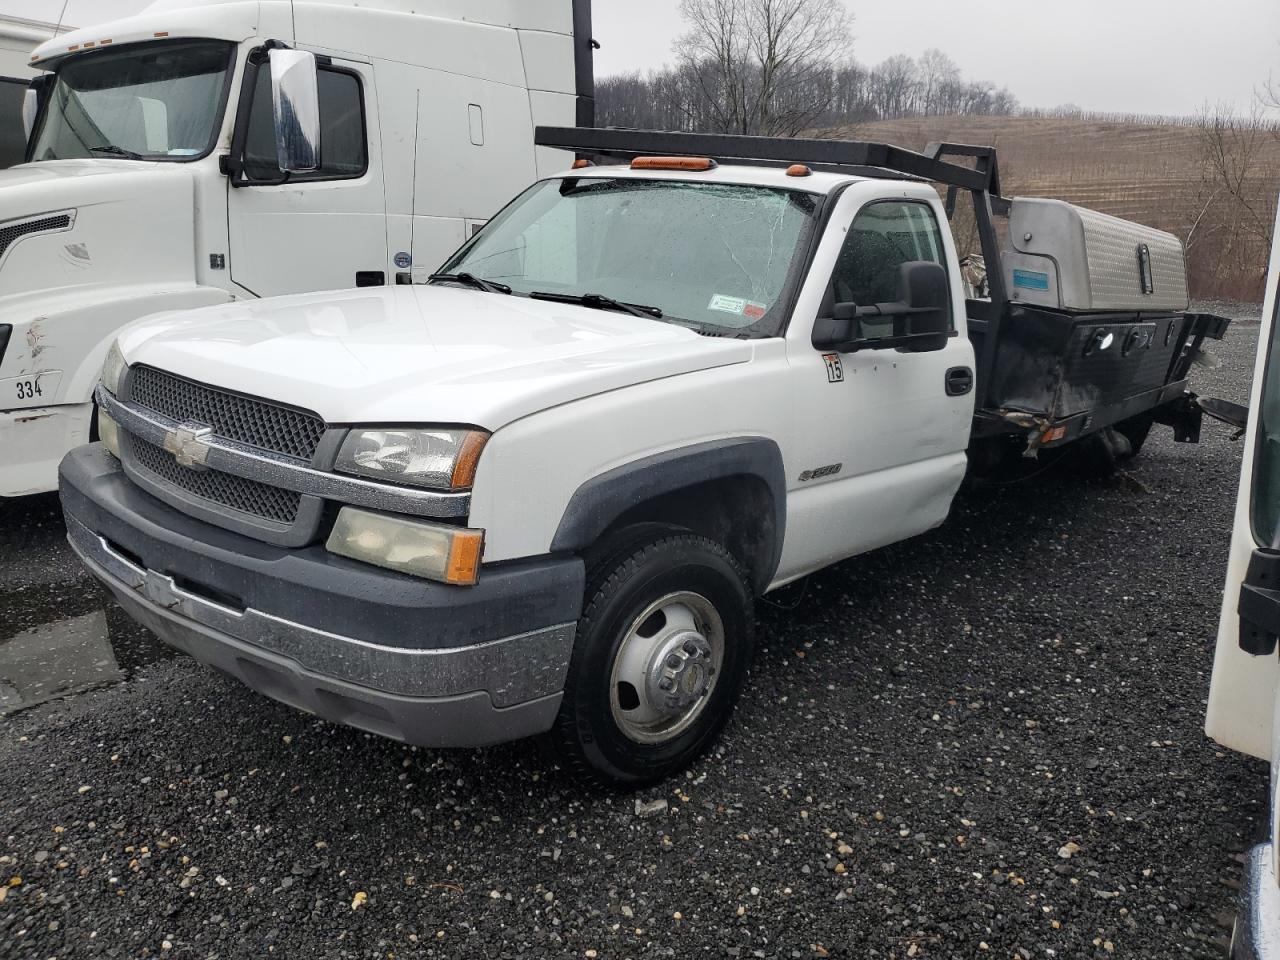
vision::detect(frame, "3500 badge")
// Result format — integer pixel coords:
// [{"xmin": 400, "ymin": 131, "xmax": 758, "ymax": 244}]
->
[{"xmin": 2, "ymin": 371, "xmax": 62, "ymax": 406}]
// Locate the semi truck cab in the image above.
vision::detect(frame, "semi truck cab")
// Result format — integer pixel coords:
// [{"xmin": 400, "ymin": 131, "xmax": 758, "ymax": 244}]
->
[{"xmin": 0, "ymin": 0, "xmax": 593, "ymax": 497}]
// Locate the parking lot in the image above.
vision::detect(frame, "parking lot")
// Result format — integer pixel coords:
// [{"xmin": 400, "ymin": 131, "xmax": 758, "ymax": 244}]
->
[{"xmin": 0, "ymin": 312, "xmax": 1266, "ymax": 960}]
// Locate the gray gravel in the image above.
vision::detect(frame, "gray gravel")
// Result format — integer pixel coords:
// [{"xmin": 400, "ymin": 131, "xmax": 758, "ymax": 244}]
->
[{"xmin": 0, "ymin": 312, "xmax": 1268, "ymax": 959}]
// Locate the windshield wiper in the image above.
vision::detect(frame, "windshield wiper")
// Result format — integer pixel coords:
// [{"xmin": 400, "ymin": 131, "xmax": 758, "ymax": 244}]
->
[
  {"xmin": 529, "ymin": 291, "xmax": 663, "ymax": 320},
  {"xmin": 89, "ymin": 144, "xmax": 146, "ymax": 160},
  {"xmin": 427, "ymin": 272, "xmax": 511, "ymax": 295}
]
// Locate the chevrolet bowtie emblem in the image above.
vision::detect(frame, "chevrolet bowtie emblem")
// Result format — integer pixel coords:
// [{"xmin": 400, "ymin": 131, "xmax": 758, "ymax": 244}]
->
[{"xmin": 163, "ymin": 422, "xmax": 213, "ymax": 470}]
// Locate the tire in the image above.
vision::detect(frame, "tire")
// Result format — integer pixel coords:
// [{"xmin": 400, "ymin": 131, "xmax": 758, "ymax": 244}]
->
[
  {"xmin": 548, "ymin": 531, "xmax": 755, "ymax": 788},
  {"xmin": 1114, "ymin": 413, "xmax": 1154, "ymax": 460}
]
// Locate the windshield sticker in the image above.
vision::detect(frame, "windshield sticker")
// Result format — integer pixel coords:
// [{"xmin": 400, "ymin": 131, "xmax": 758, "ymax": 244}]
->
[
  {"xmin": 708, "ymin": 294, "xmax": 747, "ymax": 315},
  {"xmin": 743, "ymin": 301, "xmax": 767, "ymax": 320}
]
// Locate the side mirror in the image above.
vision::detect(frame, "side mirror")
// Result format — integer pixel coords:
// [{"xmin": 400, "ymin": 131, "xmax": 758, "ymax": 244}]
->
[
  {"xmin": 268, "ymin": 48, "xmax": 320, "ymax": 173},
  {"xmin": 897, "ymin": 260, "xmax": 950, "ymax": 353},
  {"xmin": 21, "ymin": 87, "xmax": 36, "ymax": 141},
  {"xmin": 812, "ymin": 260, "xmax": 952, "ymax": 353},
  {"xmin": 22, "ymin": 75, "xmax": 53, "ymax": 144}
]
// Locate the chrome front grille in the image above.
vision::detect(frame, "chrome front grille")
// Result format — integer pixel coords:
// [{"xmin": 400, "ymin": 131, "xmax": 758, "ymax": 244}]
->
[
  {"xmin": 129, "ymin": 366, "xmax": 325, "ymax": 462},
  {"xmin": 129, "ymin": 436, "xmax": 303, "ymax": 524}
]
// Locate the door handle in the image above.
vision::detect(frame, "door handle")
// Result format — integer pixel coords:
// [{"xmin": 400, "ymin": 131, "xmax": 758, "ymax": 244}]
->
[{"xmin": 945, "ymin": 366, "xmax": 973, "ymax": 396}]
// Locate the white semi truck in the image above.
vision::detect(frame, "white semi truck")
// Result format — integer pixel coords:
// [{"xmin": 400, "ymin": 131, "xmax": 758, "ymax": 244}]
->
[
  {"xmin": 0, "ymin": 0, "xmax": 593, "ymax": 497},
  {"xmin": 1207, "ymin": 199, "xmax": 1280, "ymax": 960},
  {"xmin": 59, "ymin": 127, "xmax": 1232, "ymax": 786}
]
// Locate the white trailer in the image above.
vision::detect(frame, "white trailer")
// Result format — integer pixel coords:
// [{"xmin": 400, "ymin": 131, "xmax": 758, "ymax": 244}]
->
[
  {"xmin": 1206, "ymin": 198, "xmax": 1280, "ymax": 960},
  {"xmin": 0, "ymin": 0, "xmax": 593, "ymax": 497}
]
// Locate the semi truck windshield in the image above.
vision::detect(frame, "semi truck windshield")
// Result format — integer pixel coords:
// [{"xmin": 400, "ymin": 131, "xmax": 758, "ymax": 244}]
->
[{"xmin": 30, "ymin": 39, "xmax": 234, "ymax": 163}]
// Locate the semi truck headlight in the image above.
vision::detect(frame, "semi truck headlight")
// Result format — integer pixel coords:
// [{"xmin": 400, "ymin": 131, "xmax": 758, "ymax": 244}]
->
[
  {"xmin": 101, "ymin": 341, "xmax": 128, "ymax": 395},
  {"xmin": 98, "ymin": 408, "xmax": 121, "ymax": 459},
  {"xmin": 335, "ymin": 428, "xmax": 488, "ymax": 490},
  {"xmin": 326, "ymin": 507, "xmax": 484, "ymax": 585}
]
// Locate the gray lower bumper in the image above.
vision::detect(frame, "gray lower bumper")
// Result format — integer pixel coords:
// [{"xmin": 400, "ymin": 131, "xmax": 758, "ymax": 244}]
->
[
  {"xmin": 1233, "ymin": 843, "xmax": 1280, "ymax": 960},
  {"xmin": 67, "ymin": 515, "xmax": 575, "ymax": 748}
]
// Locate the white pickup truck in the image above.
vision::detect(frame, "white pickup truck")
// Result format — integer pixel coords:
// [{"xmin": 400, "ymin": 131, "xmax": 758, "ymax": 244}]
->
[
  {"xmin": 1207, "ymin": 198, "xmax": 1280, "ymax": 960},
  {"xmin": 1, "ymin": 0, "xmax": 592, "ymax": 497},
  {"xmin": 59, "ymin": 128, "xmax": 1230, "ymax": 786}
]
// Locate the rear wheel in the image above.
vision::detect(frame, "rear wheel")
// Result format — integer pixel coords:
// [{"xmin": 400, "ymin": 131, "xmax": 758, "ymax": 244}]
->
[
  {"xmin": 1113, "ymin": 413, "xmax": 1155, "ymax": 459},
  {"xmin": 549, "ymin": 531, "xmax": 754, "ymax": 788}
]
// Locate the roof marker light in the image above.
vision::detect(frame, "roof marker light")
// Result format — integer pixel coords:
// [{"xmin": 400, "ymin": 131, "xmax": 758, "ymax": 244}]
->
[
  {"xmin": 786, "ymin": 164, "xmax": 812, "ymax": 177},
  {"xmin": 630, "ymin": 156, "xmax": 716, "ymax": 172},
  {"xmin": 154, "ymin": 31, "xmax": 169, "ymax": 38},
  {"xmin": 571, "ymin": 158, "xmax": 594, "ymax": 169}
]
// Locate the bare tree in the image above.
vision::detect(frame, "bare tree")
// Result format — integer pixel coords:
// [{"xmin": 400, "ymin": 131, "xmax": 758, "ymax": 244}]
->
[
  {"xmin": 918, "ymin": 48, "xmax": 960, "ymax": 116},
  {"xmin": 1187, "ymin": 101, "xmax": 1276, "ymax": 300},
  {"xmin": 675, "ymin": 0, "xmax": 853, "ymax": 136}
]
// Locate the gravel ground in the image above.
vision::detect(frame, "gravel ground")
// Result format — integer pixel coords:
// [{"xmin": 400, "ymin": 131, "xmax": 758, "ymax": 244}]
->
[{"xmin": 0, "ymin": 312, "xmax": 1268, "ymax": 959}]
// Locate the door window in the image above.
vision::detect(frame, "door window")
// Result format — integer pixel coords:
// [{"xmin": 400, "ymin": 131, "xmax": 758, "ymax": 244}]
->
[
  {"xmin": 831, "ymin": 200, "xmax": 949, "ymax": 339},
  {"xmin": 1253, "ymin": 290, "xmax": 1280, "ymax": 547},
  {"xmin": 241, "ymin": 64, "xmax": 367, "ymax": 182},
  {"xmin": 0, "ymin": 79, "xmax": 27, "ymax": 167}
]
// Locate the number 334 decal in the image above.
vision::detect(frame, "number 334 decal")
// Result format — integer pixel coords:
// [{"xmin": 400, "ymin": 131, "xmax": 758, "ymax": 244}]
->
[{"xmin": 3, "ymin": 371, "xmax": 62, "ymax": 404}]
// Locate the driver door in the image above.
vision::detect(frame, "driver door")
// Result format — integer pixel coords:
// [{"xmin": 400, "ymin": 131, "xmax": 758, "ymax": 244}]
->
[
  {"xmin": 227, "ymin": 54, "xmax": 387, "ymax": 297},
  {"xmin": 777, "ymin": 187, "xmax": 975, "ymax": 581},
  {"xmin": 1207, "ymin": 201, "xmax": 1280, "ymax": 765}
]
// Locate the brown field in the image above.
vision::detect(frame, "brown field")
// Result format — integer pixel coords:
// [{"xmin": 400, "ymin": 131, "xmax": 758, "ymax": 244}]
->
[{"xmin": 832, "ymin": 116, "xmax": 1280, "ymax": 301}]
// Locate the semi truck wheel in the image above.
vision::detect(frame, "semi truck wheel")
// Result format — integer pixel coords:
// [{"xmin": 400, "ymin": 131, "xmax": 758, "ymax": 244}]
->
[{"xmin": 549, "ymin": 532, "xmax": 754, "ymax": 788}]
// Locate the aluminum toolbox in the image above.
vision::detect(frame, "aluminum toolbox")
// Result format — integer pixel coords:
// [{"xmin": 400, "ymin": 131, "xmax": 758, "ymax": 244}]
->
[{"xmin": 1002, "ymin": 198, "xmax": 1189, "ymax": 312}]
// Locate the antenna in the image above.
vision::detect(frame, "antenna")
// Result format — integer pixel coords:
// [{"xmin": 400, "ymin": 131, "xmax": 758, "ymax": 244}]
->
[{"xmin": 55, "ymin": 0, "xmax": 71, "ymax": 34}]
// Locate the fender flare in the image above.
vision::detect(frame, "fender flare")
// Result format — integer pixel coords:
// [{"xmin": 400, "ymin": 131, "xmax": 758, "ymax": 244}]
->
[{"xmin": 550, "ymin": 436, "xmax": 787, "ymax": 591}]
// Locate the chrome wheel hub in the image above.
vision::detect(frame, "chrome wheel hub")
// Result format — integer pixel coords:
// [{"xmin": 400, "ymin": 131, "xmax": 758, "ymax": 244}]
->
[{"xmin": 609, "ymin": 591, "xmax": 725, "ymax": 745}]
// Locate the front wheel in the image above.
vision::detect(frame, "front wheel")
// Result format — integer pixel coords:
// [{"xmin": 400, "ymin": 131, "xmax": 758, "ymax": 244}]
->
[{"xmin": 548, "ymin": 532, "xmax": 754, "ymax": 788}]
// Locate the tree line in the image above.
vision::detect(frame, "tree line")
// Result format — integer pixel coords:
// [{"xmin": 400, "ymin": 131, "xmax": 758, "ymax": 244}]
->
[{"xmin": 598, "ymin": 49, "xmax": 1019, "ymax": 136}]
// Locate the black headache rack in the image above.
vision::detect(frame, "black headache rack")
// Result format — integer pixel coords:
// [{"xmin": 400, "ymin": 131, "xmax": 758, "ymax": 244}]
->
[{"xmin": 536, "ymin": 126, "xmax": 1230, "ymax": 449}]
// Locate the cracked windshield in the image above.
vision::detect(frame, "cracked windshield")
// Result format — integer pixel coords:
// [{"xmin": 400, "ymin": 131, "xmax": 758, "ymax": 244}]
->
[{"xmin": 442, "ymin": 177, "xmax": 819, "ymax": 334}]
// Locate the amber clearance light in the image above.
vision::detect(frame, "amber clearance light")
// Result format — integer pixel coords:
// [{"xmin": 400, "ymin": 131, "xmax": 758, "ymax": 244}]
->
[{"xmin": 630, "ymin": 156, "xmax": 717, "ymax": 172}]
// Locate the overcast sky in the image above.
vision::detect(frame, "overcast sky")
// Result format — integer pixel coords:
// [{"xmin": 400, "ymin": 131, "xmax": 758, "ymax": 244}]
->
[{"xmin": 8, "ymin": 0, "xmax": 1278, "ymax": 116}]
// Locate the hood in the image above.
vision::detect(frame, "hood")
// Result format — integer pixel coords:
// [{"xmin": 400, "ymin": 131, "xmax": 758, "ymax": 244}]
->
[
  {"xmin": 119, "ymin": 285, "xmax": 755, "ymax": 429},
  {"xmin": 0, "ymin": 161, "xmax": 198, "ymax": 299}
]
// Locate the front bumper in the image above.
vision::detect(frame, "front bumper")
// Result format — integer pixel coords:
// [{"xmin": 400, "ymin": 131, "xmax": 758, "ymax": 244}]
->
[
  {"xmin": 59, "ymin": 444, "xmax": 585, "ymax": 747},
  {"xmin": 1232, "ymin": 843, "xmax": 1280, "ymax": 960}
]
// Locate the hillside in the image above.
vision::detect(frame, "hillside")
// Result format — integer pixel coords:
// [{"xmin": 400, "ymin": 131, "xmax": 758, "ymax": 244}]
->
[{"xmin": 836, "ymin": 116, "xmax": 1280, "ymax": 301}]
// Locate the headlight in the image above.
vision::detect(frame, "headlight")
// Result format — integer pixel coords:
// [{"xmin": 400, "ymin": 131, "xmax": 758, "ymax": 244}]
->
[
  {"xmin": 101, "ymin": 341, "xmax": 128, "ymax": 395},
  {"xmin": 326, "ymin": 507, "xmax": 484, "ymax": 584},
  {"xmin": 335, "ymin": 428, "xmax": 488, "ymax": 490}
]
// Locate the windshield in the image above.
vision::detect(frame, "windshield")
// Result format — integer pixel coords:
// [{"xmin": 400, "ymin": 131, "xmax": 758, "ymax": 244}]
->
[
  {"xmin": 30, "ymin": 40, "xmax": 234, "ymax": 162},
  {"xmin": 440, "ymin": 177, "xmax": 821, "ymax": 336}
]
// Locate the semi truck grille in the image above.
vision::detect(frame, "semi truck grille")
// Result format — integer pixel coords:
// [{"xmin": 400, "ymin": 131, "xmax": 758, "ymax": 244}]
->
[
  {"xmin": 130, "ymin": 436, "xmax": 302, "ymax": 524},
  {"xmin": 129, "ymin": 366, "xmax": 326, "ymax": 462}
]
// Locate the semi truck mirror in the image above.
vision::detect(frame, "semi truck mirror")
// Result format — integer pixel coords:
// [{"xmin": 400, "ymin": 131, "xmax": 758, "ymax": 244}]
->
[
  {"xmin": 268, "ymin": 48, "xmax": 320, "ymax": 173},
  {"xmin": 21, "ymin": 87, "xmax": 36, "ymax": 142}
]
